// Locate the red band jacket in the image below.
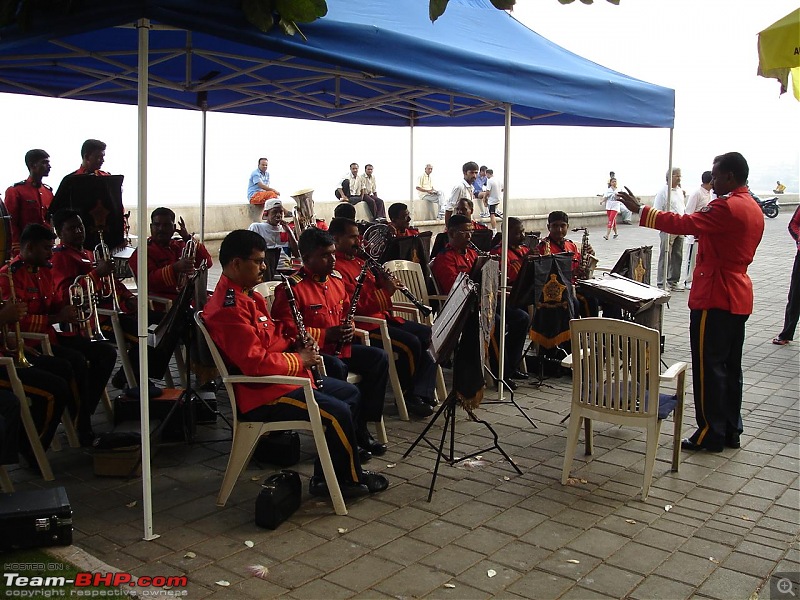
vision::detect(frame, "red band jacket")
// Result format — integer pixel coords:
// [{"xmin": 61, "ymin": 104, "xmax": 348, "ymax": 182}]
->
[
  {"xmin": 0, "ymin": 257, "xmax": 62, "ymax": 344},
  {"xmin": 334, "ymin": 251, "xmax": 403, "ymax": 331},
  {"xmin": 430, "ymin": 244, "xmax": 477, "ymax": 294},
  {"xmin": 51, "ymin": 244, "xmax": 133, "ymax": 311},
  {"xmin": 129, "ymin": 237, "xmax": 213, "ymax": 301},
  {"xmin": 270, "ymin": 267, "xmax": 351, "ymax": 358},
  {"xmin": 203, "ymin": 274, "xmax": 311, "ymax": 413},
  {"xmin": 490, "ymin": 244, "xmax": 530, "ymax": 285},
  {"xmin": 640, "ymin": 186, "xmax": 764, "ymax": 314},
  {"xmin": 3, "ymin": 177, "xmax": 53, "ymax": 255}
]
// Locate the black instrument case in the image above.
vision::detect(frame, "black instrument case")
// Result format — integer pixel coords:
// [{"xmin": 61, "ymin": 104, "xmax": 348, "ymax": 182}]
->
[{"xmin": 0, "ymin": 486, "xmax": 73, "ymax": 550}]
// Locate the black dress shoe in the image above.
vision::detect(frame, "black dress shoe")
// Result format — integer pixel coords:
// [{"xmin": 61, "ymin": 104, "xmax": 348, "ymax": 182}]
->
[
  {"xmin": 419, "ymin": 396, "xmax": 438, "ymax": 407},
  {"xmin": 509, "ymin": 370, "xmax": 529, "ymax": 380},
  {"xmin": 725, "ymin": 434, "xmax": 741, "ymax": 449},
  {"xmin": 358, "ymin": 447, "xmax": 372, "ymax": 464},
  {"xmin": 405, "ymin": 395, "xmax": 434, "ymax": 417},
  {"xmin": 504, "ymin": 379, "xmax": 518, "ymax": 391},
  {"xmin": 358, "ymin": 431, "xmax": 388, "ymax": 456},
  {"xmin": 361, "ymin": 471, "xmax": 389, "ymax": 493},
  {"xmin": 78, "ymin": 430, "xmax": 97, "ymax": 448},
  {"xmin": 681, "ymin": 438, "xmax": 723, "ymax": 453},
  {"xmin": 309, "ymin": 475, "xmax": 369, "ymax": 499}
]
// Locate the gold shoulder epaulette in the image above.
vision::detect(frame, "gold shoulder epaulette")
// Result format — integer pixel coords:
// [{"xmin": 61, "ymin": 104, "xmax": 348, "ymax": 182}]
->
[{"xmin": 288, "ymin": 273, "xmax": 304, "ymax": 285}]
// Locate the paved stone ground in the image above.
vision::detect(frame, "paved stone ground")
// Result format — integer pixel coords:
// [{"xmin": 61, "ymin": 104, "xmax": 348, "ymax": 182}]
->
[{"xmin": 5, "ymin": 210, "xmax": 799, "ymax": 599}]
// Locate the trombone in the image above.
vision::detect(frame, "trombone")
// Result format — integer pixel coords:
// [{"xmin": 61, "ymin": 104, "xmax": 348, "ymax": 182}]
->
[
  {"xmin": 0, "ymin": 270, "xmax": 31, "ymax": 369},
  {"xmin": 68, "ymin": 275, "xmax": 108, "ymax": 342},
  {"xmin": 94, "ymin": 231, "xmax": 122, "ymax": 313}
]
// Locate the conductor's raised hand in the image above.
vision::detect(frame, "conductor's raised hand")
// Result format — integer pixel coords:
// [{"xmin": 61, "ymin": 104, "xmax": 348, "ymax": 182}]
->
[{"xmin": 616, "ymin": 187, "xmax": 642, "ymax": 214}]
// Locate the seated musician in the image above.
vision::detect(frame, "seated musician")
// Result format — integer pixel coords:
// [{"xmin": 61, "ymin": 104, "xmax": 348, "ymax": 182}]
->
[
  {"xmin": 0, "ymin": 299, "xmax": 71, "ymax": 466},
  {"xmin": 534, "ymin": 210, "xmax": 597, "ymax": 318},
  {"xmin": 430, "ymin": 215, "xmax": 529, "ymax": 387},
  {"xmin": 387, "ymin": 203, "xmax": 420, "ymax": 238},
  {"xmin": 271, "ymin": 228, "xmax": 390, "ymax": 460},
  {"xmin": 329, "ymin": 218, "xmax": 435, "ymax": 418},
  {"xmin": 453, "ymin": 198, "xmax": 489, "ymax": 230},
  {"xmin": 247, "ymin": 198, "xmax": 300, "ymax": 259},
  {"xmin": 490, "ymin": 217, "xmax": 529, "ymax": 285},
  {"xmin": 129, "ymin": 207, "xmax": 213, "ymax": 304},
  {"xmin": 203, "ymin": 230, "xmax": 388, "ymax": 498},
  {"xmin": 0, "ymin": 224, "xmax": 117, "ymax": 447},
  {"xmin": 50, "ymin": 210, "xmax": 171, "ymax": 391}
]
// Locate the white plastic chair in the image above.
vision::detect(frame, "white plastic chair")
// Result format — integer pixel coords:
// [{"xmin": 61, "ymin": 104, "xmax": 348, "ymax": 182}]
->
[
  {"xmin": 252, "ymin": 281, "xmax": 281, "ymax": 312},
  {"xmin": 195, "ymin": 311, "xmax": 347, "ymax": 514},
  {"xmin": 561, "ymin": 318, "xmax": 687, "ymax": 500}
]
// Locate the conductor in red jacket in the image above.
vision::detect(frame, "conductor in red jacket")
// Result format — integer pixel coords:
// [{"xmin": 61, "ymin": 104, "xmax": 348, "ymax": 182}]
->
[{"xmin": 618, "ymin": 152, "xmax": 764, "ymax": 453}]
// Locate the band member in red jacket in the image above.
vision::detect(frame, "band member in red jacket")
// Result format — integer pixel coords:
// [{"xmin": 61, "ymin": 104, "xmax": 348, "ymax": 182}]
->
[
  {"xmin": 0, "ymin": 224, "xmax": 116, "ymax": 446},
  {"xmin": 618, "ymin": 152, "xmax": 764, "ymax": 453},
  {"xmin": 329, "ymin": 217, "xmax": 436, "ymax": 418},
  {"xmin": 387, "ymin": 203, "xmax": 420, "ymax": 238},
  {"xmin": 203, "ymin": 229, "xmax": 387, "ymax": 498},
  {"xmin": 3, "ymin": 149, "xmax": 54, "ymax": 256},
  {"xmin": 490, "ymin": 217, "xmax": 529, "ymax": 285},
  {"xmin": 129, "ymin": 207, "xmax": 213, "ymax": 303},
  {"xmin": 271, "ymin": 227, "xmax": 390, "ymax": 458},
  {"xmin": 534, "ymin": 211, "xmax": 583, "ymax": 283},
  {"xmin": 431, "ymin": 215, "xmax": 529, "ymax": 387}
]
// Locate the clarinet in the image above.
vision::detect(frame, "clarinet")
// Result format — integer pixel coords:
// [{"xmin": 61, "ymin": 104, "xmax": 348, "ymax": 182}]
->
[
  {"xmin": 334, "ymin": 260, "xmax": 370, "ymax": 356},
  {"xmin": 357, "ymin": 250, "xmax": 433, "ymax": 317},
  {"xmin": 280, "ymin": 275, "xmax": 324, "ymax": 389}
]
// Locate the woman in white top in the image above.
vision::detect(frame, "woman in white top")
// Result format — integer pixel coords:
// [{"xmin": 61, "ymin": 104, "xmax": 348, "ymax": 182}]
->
[{"xmin": 601, "ymin": 177, "xmax": 620, "ymax": 240}]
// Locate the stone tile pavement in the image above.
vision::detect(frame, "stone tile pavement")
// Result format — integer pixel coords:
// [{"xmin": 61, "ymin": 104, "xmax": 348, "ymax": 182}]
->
[{"xmin": 4, "ymin": 209, "xmax": 799, "ymax": 599}]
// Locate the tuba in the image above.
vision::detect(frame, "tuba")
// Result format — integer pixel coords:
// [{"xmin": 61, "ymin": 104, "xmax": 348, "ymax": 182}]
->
[
  {"xmin": 290, "ymin": 188, "xmax": 316, "ymax": 232},
  {"xmin": 69, "ymin": 275, "xmax": 108, "ymax": 342},
  {"xmin": 1, "ymin": 270, "xmax": 31, "ymax": 369},
  {"xmin": 94, "ymin": 231, "xmax": 122, "ymax": 313},
  {"xmin": 572, "ymin": 227, "xmax": 599, "ymax": 280}
]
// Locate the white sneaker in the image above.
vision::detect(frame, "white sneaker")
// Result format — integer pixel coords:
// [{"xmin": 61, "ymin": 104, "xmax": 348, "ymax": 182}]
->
[
  {"xmin": 495, "ymin": 210, "xmax": 503, "ymax": 218},
  {"xmin": 479, "ymin": 212, "xmax": 490, "ymax": 218}
]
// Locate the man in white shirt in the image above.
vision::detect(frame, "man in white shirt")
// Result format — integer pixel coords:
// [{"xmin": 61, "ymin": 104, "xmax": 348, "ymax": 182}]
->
[
  {"xmin": 484, "ymin": 168, "xmax": 503, "ymax": 231},
  {"xmin": 360, "ymin": 164, "xmax": 386, "ymax": 220},
  {"xmin": 336, "ymin": 162, "xmax": 381, "ymax": 222},
  {"xmin": 653, "ymin": 167, "xmax": 686, "ymax": 291},
  {"xmin": 416, "ymin": 164, "xmax": 444, "ymax": 220},
  {"xmin": 444, "ymin": 161, "xmax": 478, "ymax": 225},
  {"xmin": 247, "ymin": 198, "xmax": 299, "ymax": 259},
  {"xmin": 683, "ymin": 170, "xmax": 714, "ymax": 289}
]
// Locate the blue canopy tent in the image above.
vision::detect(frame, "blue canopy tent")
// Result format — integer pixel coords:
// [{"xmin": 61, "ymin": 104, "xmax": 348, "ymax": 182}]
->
[{"xmin": 0, "ymin": 0, "xmax": 675, "ymax": 539}]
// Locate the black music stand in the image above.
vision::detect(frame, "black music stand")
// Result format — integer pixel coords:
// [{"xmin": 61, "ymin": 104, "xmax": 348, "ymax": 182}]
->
[
  {"xmin": 403, "ymin": 273, "xmax": 523, "ymax": 501},
  {"xmin": 50, "ymin": 174, "xmax": 125, "ymax": 250},
  {"xmin": 148, "ymin": 268, "xmax": 232, "ymax": 442}
]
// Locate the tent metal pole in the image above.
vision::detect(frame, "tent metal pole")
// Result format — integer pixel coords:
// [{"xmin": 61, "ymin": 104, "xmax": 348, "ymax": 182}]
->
[
  {"xmin": 200, "ymin": 107, "xmax": 207, "ymax": 244},
  {"xmin": 663, "ymin": 128, "xmax": 674, "ymax": 291},
  {"xmin": 497, "ymin": 103, "xmax": 511, "ymax": 400},
  {"xmin": 136, "ymin": 18, "xmax": 158, "ymax": 542},
  {"xmin": 409, "ymin": 111, "xmax": 415, "ymax": 222}
]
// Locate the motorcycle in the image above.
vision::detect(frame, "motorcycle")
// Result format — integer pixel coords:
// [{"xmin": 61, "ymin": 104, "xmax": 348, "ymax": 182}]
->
[{"xmin": 750, "ymin": 192, "xmax": 780, "ymax": 218}]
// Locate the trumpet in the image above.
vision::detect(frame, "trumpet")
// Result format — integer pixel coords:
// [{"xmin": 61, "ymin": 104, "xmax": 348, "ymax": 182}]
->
[
  {"xmin": 94, "ymin": 231, "xmax": 122, "ymax": 313},
  {"xmin": 1, "ymin": 270, "xmax": 31, "ymax": 369},
  {"xmin": 177, "ymin": 237, "xmax": 197, "ymax": 291},
  {"xmin": 69, "ymin": 275, "xmax": 108, "ymax": 342}
]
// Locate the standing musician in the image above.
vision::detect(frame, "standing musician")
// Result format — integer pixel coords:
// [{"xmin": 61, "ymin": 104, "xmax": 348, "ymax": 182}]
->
[
  {"xmin": 3, "ymin": 149, "xmax": 54, "ymax": 257},
  {"xmin": 387, "ymin": 203, "xmax": 419, "ymax": 238},
  {"xmin": 50, "ymin": 210, "xmax": 172, "ymax": 390},
  {"xmin": 618, "ymin": 152, "xmax": 764, "ymax": 453},
  {"xmin": 271, "ymin": 228, "xmax": 390, "ymax": 458},
  {"xmin": 203, "ymin": 230, "xmax": 388, "ymax": 498},
  {"xmin": 490, "ymin": 217, "xmax": 529, "ymax": 285},
  {"xmin": 74, "ymin": 139, "xmax": 111, "ymax": 176},
  {"xmin": 329, "ymin": 218, "xmax": 436, "ymax": 418},
  {"xmin": 0, "ymin": 224, "xmax": 117, "ymax": 447},
  {"xmin": 129, "ymin": 207, "xmax": 213, "ymax": 303},
  {"xmin": 431, "ymin": 215, "xmax": 529, "ymax": 387},
  {"xmin": 0, "ymin": 296, "xmax": 72, "ymax": 466}
]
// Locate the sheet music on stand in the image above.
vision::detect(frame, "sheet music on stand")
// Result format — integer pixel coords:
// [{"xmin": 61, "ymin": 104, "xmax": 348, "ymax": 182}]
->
[
  {"xmin": 577, "ymin": 273, "xmax": 670, "ymax": 315},
  {"xmin": 428, "ymin": 273, "xmax": 477, "ymax": 364}
]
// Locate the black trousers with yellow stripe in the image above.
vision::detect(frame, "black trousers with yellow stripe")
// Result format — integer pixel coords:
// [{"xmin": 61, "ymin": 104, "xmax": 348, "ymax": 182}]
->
[
  {"xmin": 241, "ymin": 376, "xmax": 363, "ymax": 484},
  {"xmin": 688, "ymin": 308, "xmax": 748, "ymax": 449},
  {"xmin": 0, "ymin": 360, "xmax": 71, "ymax": 462},
  {"xmin": 369, "ymin": 320, "xmax": 437, "ymax": 401}
]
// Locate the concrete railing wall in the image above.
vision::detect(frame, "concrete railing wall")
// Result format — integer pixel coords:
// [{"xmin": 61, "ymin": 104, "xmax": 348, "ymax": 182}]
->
[{"xmin": 126, "ymin": 193, "xmax": 799, "ymax": 255}]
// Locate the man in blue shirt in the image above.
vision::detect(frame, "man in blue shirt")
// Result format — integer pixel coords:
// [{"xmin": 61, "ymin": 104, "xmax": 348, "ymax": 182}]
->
[
  {"xmin": 472, "ymin": 165, "xmax": 489, "ymax": 217},
  {"xmin": 247, "ymin": 157, "xmax": 280, "ymax": 205}
]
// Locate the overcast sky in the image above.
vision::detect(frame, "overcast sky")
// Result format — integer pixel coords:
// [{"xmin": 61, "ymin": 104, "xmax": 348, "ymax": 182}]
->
[{"xmin": 0, "ymin": 0, "xmax": 797, "ymax": 208}]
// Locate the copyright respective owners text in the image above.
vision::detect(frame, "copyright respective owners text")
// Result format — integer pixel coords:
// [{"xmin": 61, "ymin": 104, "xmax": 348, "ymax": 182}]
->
[
  {"xmin": 2, "ymin": 564, "xmax": 189, "ymax": 598},
  {"xmin": 772, "ymin": 573, "xmax": 800, "ymax": 599}
]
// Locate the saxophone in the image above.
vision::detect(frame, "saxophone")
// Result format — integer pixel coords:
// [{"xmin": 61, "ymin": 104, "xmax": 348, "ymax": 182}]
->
[{"xmin": 572, "ymin": 227, "xmax": 599, "ymax": 280}]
